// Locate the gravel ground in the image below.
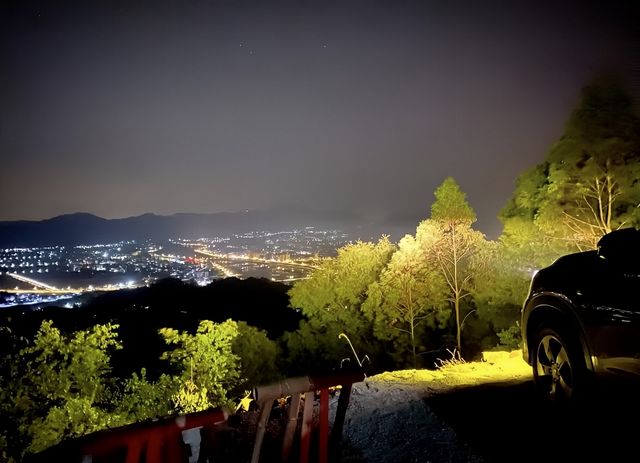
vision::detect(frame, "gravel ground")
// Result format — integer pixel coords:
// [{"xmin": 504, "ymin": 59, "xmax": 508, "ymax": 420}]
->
[{"xmin": 337, "ymin": 379, "xmax": 483, "ymax": 463}]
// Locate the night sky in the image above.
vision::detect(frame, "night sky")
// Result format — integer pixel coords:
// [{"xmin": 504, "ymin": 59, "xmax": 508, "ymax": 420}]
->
[{"xmin": 1, "ymin": 0, "xmax": 638, "ymax": 237}]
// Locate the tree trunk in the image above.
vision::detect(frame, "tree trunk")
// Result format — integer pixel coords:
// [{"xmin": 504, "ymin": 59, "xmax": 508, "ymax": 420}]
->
[
  {"xmin": 452, "ymin": 225, "xmax": 462, "ymax": 357},
  {"xmin": 409, "ymin": 286, "xmax": 416, "ymax": 368},
  {"xmin": 455, "ymin": 296, "xmax": 461, "ymax": 356},
  {"xmin": 410, "ymin": 320, "xmax": 416, "ymax": 369}
]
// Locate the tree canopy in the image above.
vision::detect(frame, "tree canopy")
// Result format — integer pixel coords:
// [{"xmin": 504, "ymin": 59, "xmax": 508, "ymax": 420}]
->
[
  {"xmin": 286, "ymin": 237, "xmax": 396, "ymax": 371},
  {"xmin": 363, "ymin": 227, "xmax": 449, "ymax": 367},
  {"xmin": 502, "ymin": 79, "xmax": 640, "ymax": 251}
]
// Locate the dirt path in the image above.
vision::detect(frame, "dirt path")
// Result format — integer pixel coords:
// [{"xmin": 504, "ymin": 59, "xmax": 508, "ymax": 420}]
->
[{"xmin": 337, "ymin": 353, "xmax": 640, "ymax": 462}]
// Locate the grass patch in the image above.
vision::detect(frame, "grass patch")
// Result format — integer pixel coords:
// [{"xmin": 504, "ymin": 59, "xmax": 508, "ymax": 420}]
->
[{"xmin": 369, "ymin": 350, "xmax": 531, "ymax": 389}]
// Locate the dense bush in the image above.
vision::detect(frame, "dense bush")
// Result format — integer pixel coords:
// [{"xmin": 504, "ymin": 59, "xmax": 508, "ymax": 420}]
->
[{"xmin": 0, "ymin": 319, "xmax": 244, "ymax": 461}]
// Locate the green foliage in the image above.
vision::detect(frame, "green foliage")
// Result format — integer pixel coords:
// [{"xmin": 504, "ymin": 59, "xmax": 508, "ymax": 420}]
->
[
  {"xmin": 363, "ymin": 227, "xmax": 449, "ymax": 367},
  {"xmin": 500, "ymin": 164, "xmax": 549, "ymax": 222},
  {"xmin": 502, "ymin": 79, "xmax": 640, "ymax": 251},
  {"xmin": 287, "ymin": 178, "xmax": 493, "ymax": 365},
  {"xmin": 281, "ymin": 320, "xmax": 350, "ymax": 373},
  {"xmin": 232, "ymin": 321, "xmax": 280, "ymax": 387},
  {"xmin": 431, "ymin": 176, "xmax": 477, "ymax": 224},
  {"xmin": 286, "ymin": 237, "xmax": 396, "ymax": 370},
  {"xmin": 114, "ymin": 369, "xmax": 175, "ymax": 422},
  {"xmin": 0, "ymin": 318, "xmax": 244, "ymax": 459},
  {"xmin": 471, "ymin": 238, "xmax": 529, "ymax": 331},
  {"xmin": 118, "ymin": 320, "xmax": 241, "ymax": 419},
  {"xmin": 471, "ymin": 217, "xmax": 563, "ymax": 335},
  {"xmin": 428, "ymin": 177, "xmax": 488, "ymax": 357},
  {"xmin": 496, "ymin": 324, "xmax": 522, "ymax": 350},
  {"xmin": 171, "ymin": 379, "xmax": 211, "ymax": 414},
  {"xmin": 160, "ymin": 319, "xmax": 240, "ymax": 410},
  {"xmin": 289, "ymin": 237, "xmax": 396, "ymax": 323},
  {"xmin": 0, "ymin": 321, "xmax": 125, "ymax": 456},
  {"xmin": 28, "ymin": 398, "xmax": 122, "ymax": 454}
]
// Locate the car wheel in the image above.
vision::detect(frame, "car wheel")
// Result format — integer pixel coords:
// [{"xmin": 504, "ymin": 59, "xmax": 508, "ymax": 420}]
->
[{"xmin": 532, "ymin": 327, "xmax": 585, "ymax": 401}]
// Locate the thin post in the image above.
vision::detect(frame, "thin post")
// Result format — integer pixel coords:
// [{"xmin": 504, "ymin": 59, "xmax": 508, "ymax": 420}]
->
[
  {"xmin": 299, "ymin": 391, "xmax": 315, "ymax": 463},
  {"xmin": 125, "ymin": 439, "xmax": 143, "ymax": 463},
  {"xmin": 281, "ymin": 394, "xmax": 301, "ymax": 462},
  {"xmin": 250, "ymin": 402, "xmax": 272, "ymax": 463},
  {"xmin": 318, "ymin": 388, "xmax": 329, "ymax": 463},
  {"xmin": 145, "ymin": 432, "xmax": 162, "ymax": 463},
  {"xmin": 329, "ymin": 383, "xmax": 354, "ymax": 461}
]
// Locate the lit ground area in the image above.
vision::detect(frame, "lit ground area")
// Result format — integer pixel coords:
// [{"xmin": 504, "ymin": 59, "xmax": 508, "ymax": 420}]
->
[
  {"xmin": 370, "ymin": 350, "xmax": 531, "ymax": 391},
  {"xmin": 340, "ymin": 351, "xmax": 640, "ymax": 462},
  {"xmin": 338, "ymin": 351, "xmax": 529, "ymax": 463}
]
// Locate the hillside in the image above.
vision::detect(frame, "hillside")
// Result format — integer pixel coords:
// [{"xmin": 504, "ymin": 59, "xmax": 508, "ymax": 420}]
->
[{"xmin": 0, "ymin": 209, "xmax": 416, "ymax": 247}]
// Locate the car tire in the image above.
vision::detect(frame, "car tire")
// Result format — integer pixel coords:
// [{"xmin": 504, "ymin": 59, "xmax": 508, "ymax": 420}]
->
[{"xmin": 531, "ymin": 326, "xmax": 587, "ymax": 402}]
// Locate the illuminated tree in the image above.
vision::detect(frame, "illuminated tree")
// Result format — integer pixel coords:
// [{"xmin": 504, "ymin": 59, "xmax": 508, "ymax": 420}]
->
[
  {"xmin": 159, "ymin": 319, "xmax": 240, "ymax": 411},
  {"xmin": 286, "ymin": 237, "xmax": 395, "ymax": 370},
  {"xmin": 0, "ymin": 321, "xmax": 125, "ymax": 456},
  {"xmin": 117, "ymin": 319, "xmax": 243, "ymax": 419},
  {"xmin": 0, "ymin": 317, "xmax": 254, "ymax": 460},
  {"xmin": 503, "ymin": 79, "xmax": 640, "ymax": 251},
  {"xmin": 470, "ymin": 236, "xmax": 529, "ymax": 346},
  {"xmin": 115, "ymin": 369, "xmax": 175, "ymax": 422},
  {"xmin": 425, "ymin": 177, "xmax": 487, "ymax": 357},
  {"xmin": 363, "ymin": 227, "xmax": 448, "ymax": 367},
  {"xmin": 232, "ymin": 321, "xmax": 280, "ymax": 387}
]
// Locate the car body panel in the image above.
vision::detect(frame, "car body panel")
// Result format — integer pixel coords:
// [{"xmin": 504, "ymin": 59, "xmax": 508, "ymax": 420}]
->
[{"xmin": 521, "ymin": 228, "xmax": 640, "ymax": 380}]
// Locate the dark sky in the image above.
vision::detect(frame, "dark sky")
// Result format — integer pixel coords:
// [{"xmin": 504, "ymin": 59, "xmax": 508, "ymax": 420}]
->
[{"xmin": 1, "ymin": 0, "xmax": 638, "ymax": 236}]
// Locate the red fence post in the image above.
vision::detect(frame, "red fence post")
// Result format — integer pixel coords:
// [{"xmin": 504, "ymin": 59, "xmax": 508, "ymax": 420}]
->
[
  {"xmin": 318, "ymin": 388, "xmax": 329, "ymax": 463},
  {"xmin": 249, "ymin": 371, "xmax": 364, "ymax": 463},
  {"xmin": 299, "ymin": 390, "xmax": 315, "ymax": 463}
]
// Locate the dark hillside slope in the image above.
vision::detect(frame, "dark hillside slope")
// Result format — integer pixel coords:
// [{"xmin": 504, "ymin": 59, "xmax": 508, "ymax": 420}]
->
[{"xmin": 0, "ymin": 277, "xmax": 300, "ymax": 379}]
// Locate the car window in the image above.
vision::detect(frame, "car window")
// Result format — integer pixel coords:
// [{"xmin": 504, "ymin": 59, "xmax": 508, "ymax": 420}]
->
[{"xmin": 598, "ymin": 229, "xmax": 640, "ymax": 273}]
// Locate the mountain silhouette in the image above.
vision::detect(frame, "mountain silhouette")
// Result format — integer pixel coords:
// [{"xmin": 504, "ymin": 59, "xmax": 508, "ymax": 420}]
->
[{"xmin": 0, "ymin": 208, "xmax": 381, "ymax": 247}]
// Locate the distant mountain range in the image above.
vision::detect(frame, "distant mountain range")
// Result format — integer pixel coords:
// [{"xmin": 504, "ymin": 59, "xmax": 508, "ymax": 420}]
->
[{"xmin": 0, "ymin": 208, "xmax": 418, "ymax": 247}]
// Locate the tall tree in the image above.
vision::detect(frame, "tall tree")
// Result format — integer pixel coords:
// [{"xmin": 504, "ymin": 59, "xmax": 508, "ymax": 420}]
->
[
  {"xmin": 363, "ymin": 225, "xmax": 448, "ymax": 367},
  {"xmin": 426, "ymin": 177, "xmax": 487, "ymax": 356},
  {"xmin": 503, "ymin": 79, "xmax": 640, "ymax": 251}
]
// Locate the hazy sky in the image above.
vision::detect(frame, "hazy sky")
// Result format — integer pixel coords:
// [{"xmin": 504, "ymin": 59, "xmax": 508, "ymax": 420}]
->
[{"xmin": 1, "ymin": 0, "xmax": 638, "ymax": 236}]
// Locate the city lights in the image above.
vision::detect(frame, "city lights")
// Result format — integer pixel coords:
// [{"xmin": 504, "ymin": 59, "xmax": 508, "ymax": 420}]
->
[{"xmin": 0, "ymin": 228, "xmax": 347, "ymax": 308}]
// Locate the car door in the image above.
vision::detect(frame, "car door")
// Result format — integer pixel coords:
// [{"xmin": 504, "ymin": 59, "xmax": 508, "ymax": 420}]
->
[{"xmin": 588, "ymin": 232, "xmax": 640, "ymax": 377}]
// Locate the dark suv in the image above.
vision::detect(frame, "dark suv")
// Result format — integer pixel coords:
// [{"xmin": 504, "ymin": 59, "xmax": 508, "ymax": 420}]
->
[{"xmin": 521, "ymin": 228, "xmax": 640, "ymax": 400}]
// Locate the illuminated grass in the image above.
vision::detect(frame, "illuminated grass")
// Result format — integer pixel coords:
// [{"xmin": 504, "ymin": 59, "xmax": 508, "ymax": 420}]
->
[{"xmin": 369, "ymin": 351, "xmax": 531, "ymax": 391}]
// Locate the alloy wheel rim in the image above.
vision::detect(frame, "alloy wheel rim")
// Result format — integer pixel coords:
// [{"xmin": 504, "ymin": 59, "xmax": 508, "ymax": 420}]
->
[{"xmin": 536, "ymin": 334, "xmax": 574, "ymax": 400}]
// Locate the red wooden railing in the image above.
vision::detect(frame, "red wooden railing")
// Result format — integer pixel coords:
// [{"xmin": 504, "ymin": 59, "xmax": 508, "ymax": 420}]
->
[
  {"xmin": 30, "ymin": 370, "xmax": 364, "ymax": 463},
  {"xmin": 30, "ymin": 407, "xmax": 228, "ymax": 463},
  {"xmin": 250, "ymin": 370, "xmax": 365, "ymax": 463}
]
